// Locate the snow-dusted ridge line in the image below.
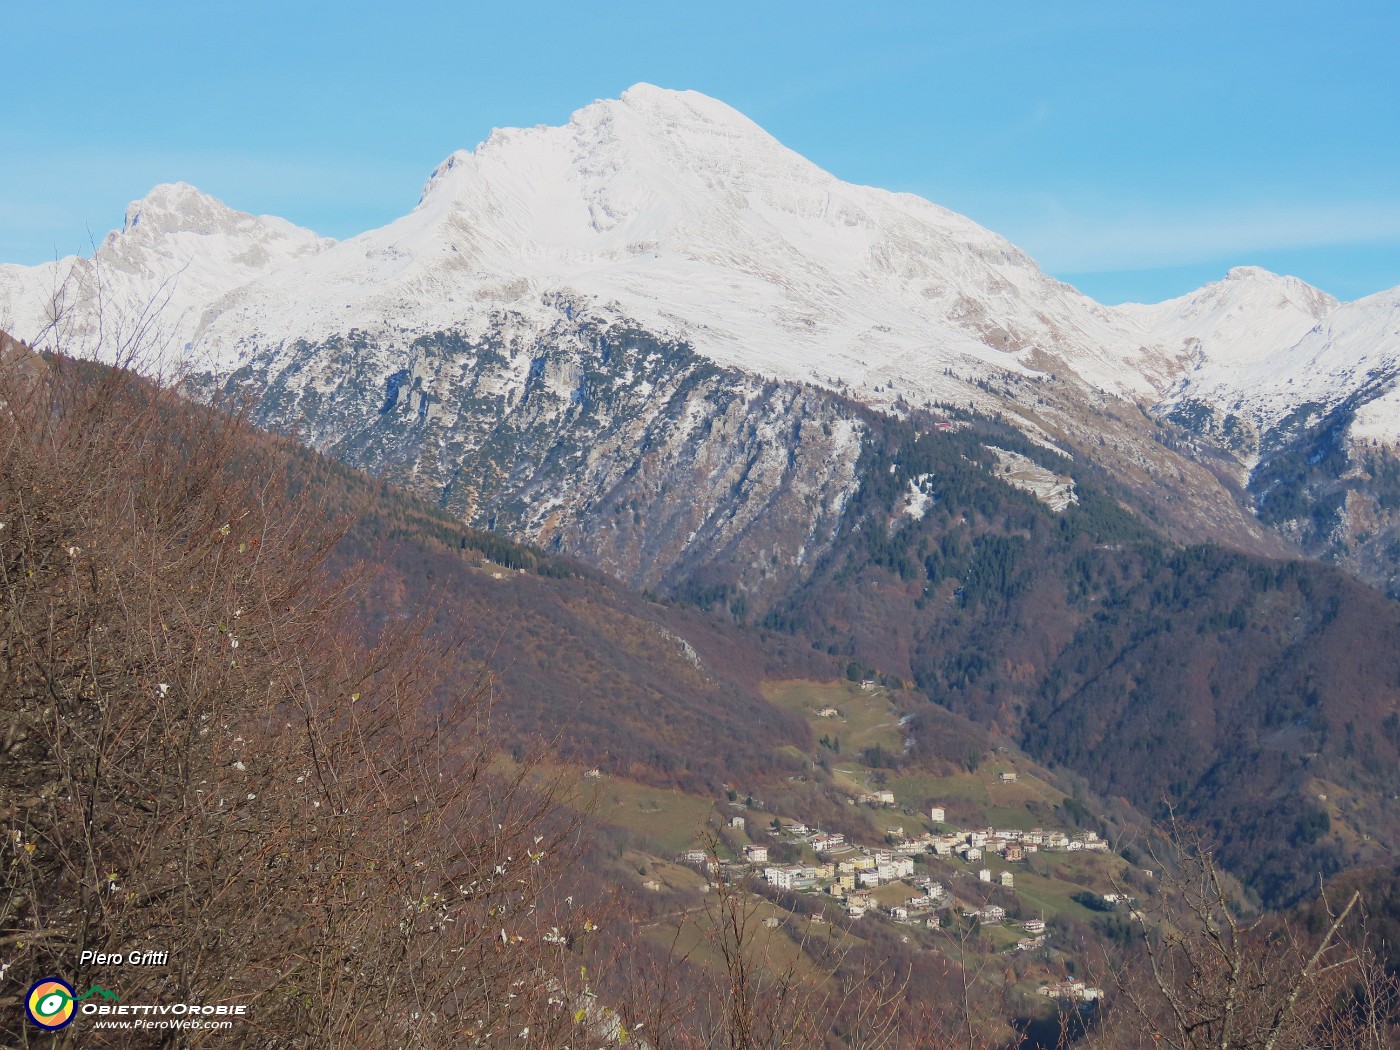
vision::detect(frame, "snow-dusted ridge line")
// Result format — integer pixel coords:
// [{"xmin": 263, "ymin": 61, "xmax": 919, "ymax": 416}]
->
[
  {"xmin": 1121, "ymin": 267, "xmax": 1400, "ymax": 438},
  {"xmin": 0, "ymin": 84, "xmax": 1396, "ymax": 446},
  {"xmin": 0, "ymin": 182, "xmax": 331, "ymax": 368}
]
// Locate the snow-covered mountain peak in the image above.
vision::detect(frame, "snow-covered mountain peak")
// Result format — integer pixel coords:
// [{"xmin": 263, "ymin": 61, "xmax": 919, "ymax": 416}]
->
[
  {"xmin": 0, "ymin": 184, "xmax": 331, "ymax": 364},
  {"xmin": 111, "ymin": 182, "xmax": 328, "ymax": 254},
  {"xmin": 1122, "ymin": 267, "xmax": 1338, "ymax": 401},
  {"xmin": 1224, "ymin": 264, "xmax": 1272, "ymax": 282},
  {"xmin": 194, "ymin": 84, "xmax": 1168, "ymax": 408},
  {"xmin": 418, "ymin": 83, "xmax": 816, "ymax": 229},
  {"xmin": 412, "ymin": 83, "xmax": 1008, "ymax": 263},
  {"xmin": 617, "ymin": 81, "xmax": 752, "ymax": 121},
  {"xmin": 1123, "ymin": 265, "xmax": 1400, "ymax": 442},
  {"xmin": 122, "ymin": 181, "xmax": 233, "ymax": 235},
  {"xmin": 1128, "ymin": 266, "xmax": 1335, "ymax": 323},
  {"xmin": 1220, "ymin": 266, "xmax": 1336, "ymax": 314}
]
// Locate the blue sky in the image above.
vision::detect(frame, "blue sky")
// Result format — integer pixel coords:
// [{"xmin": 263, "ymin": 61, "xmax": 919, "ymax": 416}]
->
[{"xmin": 5, "ymin": 1, "xmax": 1397, "ymax": 303}]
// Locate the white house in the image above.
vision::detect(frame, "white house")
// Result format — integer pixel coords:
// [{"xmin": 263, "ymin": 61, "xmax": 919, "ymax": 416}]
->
[
  {"xmin": 764, "ymin": 866, "xmax": 805, "ymax": 890},
  {"xmin": 929, "ymin": 806, "xmax": 946, "ymax": 822},
  {"xmin": 978, "ymin": 868, "xmax": 992, "ymax": 883},
  {"xmin": 999, "ymin": 871, "xmax": 1015, "ymax": 888},
  {"xmin": 744, "ymin": 844, "xmax": 769, "ymax": 864}
]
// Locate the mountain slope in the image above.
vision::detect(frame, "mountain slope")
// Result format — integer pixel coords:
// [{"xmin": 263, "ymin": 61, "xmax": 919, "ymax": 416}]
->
[
  {"xmin": 191, "ymin": 85, "xmax": 1173, "ymax": 403},
  {"xmin": 748, "ymin": 411, "xmax": 1400, "ymax": 907},
  {"xmin": 0, "ymin": 182, "xmax": 330, "ymax": 368},
  {"xmin": 1132, "ymin": 276, "xmax": 1400, "ymax": 592},
  {"xmin": 1, "ymin": 87, "xmax": 1340, "ymax": 567}
]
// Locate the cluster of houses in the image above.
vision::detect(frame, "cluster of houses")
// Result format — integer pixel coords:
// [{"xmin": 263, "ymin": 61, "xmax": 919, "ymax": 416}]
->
[
  {"xmin": 925, "ymin": 817, "xmax": 1109, "ymax": 866},
  {"xmin": 667, "ymin": 782, "xmax": 1129, "ymax": 1002},
  {"xmin": 698, "ymin": 803, "xmax": 1110, "ymax": 879},
  {"xmin": 761, "ymin": 849, "xmax": 921, "ymax": 893},
  {"xmin": 675, "ymin": 795, "xmax": 1117, "ymax": 957},
  {"xmin": 720, "ymin": 816, "xmax": 1090, "ymax": 932},
  {"xmin": 1036, "ymin": 979, "xmax": 1104, "ymax": 1002}
]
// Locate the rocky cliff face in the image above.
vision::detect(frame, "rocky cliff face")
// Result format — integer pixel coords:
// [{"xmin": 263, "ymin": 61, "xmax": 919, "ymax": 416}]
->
[
  {"xmin": 5, "ymin": 87, "xmax": 1399, "ymax": 598},
  {"xmin": 199, "ymin": 304, "xmax": 867, "ymax": 611}
]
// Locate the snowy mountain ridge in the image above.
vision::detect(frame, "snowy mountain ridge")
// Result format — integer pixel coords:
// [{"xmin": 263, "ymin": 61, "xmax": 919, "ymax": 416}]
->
[
  {"xmin": 4, "ymin": 86, "xmax": 1393, "ymax": 446},
  {"xmin": 0, "ymin": 182, "xmax": 330, "ymax": 370},
  {"xmin": 2, "ymin": 86, "xmax": 1393, "ymax": 442},
  {"xmin": 185, "ymin": 84, "xmax": 1178, "ymax": 416},
  {"xmin": 1, "ymin": 85, "xmax": 1397, "ymax": 588},
  {"xmin": 1123, "ymin": 266, "xmax": 1400, "ymax": 438}
]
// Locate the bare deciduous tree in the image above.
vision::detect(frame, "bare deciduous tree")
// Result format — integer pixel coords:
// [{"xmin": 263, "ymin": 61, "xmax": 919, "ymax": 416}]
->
[
  {"xmin": 0, "ymin": 329, "xmax": 600, "ymax": 1047},
  {"xmin": 1086, "ymin": 815, "xmax": 1399, "ymax": 1050}
]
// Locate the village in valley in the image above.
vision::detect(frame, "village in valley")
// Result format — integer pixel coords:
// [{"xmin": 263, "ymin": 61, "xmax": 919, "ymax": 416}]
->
[
  {"xmin": 674, "ymin": 787, "xmax": 1118, "ymax": 1004},
  {"xmin": 590, "ymin": 678, "xmax": 1160, "ymax": 1006}
]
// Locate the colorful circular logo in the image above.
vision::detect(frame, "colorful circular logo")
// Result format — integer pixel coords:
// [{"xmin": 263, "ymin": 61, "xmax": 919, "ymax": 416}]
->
[{"xmin": 26, "ymin": 978, "xmax": 76, "ymax": 1030}]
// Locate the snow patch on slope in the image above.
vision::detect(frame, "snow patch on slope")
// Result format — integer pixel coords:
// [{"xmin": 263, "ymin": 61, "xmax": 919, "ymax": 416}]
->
[
  {"xmin": 902, "ymin": 474, "xmax": 935, "ymax": 521},
  {"xmin": 987, "ymin": 447, "xmax": 1078, "ymax": 511}
]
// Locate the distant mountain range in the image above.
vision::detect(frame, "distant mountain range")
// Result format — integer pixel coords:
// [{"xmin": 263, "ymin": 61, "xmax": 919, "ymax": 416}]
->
[
  {"xmin": 4, "ymin": 87, "xmax": 1400, "ymax": 908},
  {"xmin": 3, "ymin": 85, "xmax": 1396, "ymax": 594}
]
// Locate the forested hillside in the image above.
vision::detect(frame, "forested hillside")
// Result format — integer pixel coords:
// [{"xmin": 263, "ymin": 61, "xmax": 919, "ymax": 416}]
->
[{"xmin": 753, "ymin": 409, "xmax": 1400, "ymax": 908}]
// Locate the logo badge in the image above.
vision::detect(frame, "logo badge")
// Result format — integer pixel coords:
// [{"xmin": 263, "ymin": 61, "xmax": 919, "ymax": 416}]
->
[{"xmin": 26, "ymin": 978, "xmax": 76, "ymax": 1029}]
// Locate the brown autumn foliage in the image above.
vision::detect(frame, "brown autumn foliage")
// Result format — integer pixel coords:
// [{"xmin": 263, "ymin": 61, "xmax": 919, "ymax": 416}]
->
[
  {"xmin": 1067, "ymin": 815, "xmax": 1400, "ymax": 1050},
  {"xmin": 0, "ymin": 343, "xmax": 600, "ymax": 1047}
]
